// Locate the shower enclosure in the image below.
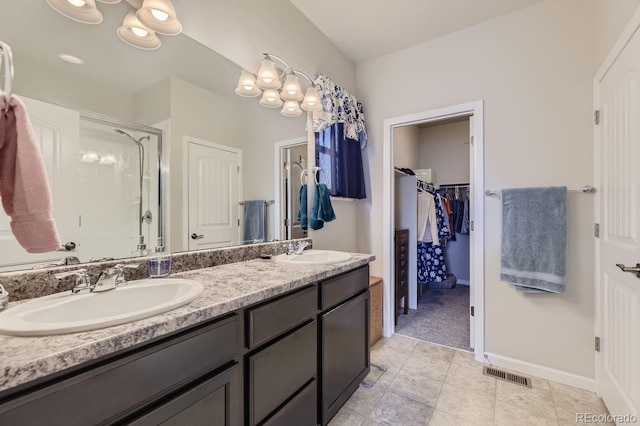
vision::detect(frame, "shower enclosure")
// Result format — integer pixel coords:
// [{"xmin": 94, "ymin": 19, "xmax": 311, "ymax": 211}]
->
[{"xmin": 78, "ymin": 117, "xmax": 162, "ymax": 260}]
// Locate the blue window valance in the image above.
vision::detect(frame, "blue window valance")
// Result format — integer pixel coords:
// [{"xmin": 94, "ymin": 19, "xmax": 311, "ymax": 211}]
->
[{"xmin": 312, "ymin": 74, "xmax": 367, "ymax": 199}]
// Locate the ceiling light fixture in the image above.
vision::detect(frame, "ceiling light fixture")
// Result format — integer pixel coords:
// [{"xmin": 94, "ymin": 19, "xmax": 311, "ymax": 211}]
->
[
  {"xmin": 117, "ymin": 10, "xmax": 161, "ymax": 50},
  {"xmin": 137, "ymin": 0, "xmax": 182, "ymax": 35},
  {"xmin": 58, "ymin": 53, "xmax": 84, "ymax": 64},
  {"xmin": 236, "ymin": 53, "xmax": 322, "ymax": 118},
  {"xmin": 47, "ymin": 0, "xmax": 103, "ymax": 24}
]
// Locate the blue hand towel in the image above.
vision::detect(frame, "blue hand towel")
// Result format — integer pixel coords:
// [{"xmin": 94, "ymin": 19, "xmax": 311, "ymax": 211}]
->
[
  {"xmin": 297, "ymin": 184, "xmax": 308, "ymax": 230},
  {"xmin": 242, "ymin": 200, "xmax": 266, "ymax": 244},
  {"xmin": 310, "ymin": 183, "xmax": 337, "ymax": 230},
  {"xmin": 500, "ymin": 186, "xmax": 567, "ymax": 293}
]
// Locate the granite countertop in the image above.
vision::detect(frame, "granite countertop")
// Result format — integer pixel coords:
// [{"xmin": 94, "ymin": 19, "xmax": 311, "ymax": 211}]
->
[{"xmin": 0, "ymin": 253, "xmax": 374, "ymax": 393}]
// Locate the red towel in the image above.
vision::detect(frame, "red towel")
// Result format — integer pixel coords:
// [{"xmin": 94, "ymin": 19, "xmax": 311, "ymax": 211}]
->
[{"xmin": 0, "ymin": 95, "xmax": 61, "ymax": 253}]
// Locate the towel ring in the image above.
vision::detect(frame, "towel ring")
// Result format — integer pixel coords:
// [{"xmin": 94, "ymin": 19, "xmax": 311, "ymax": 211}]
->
[
  {"xmin": 0, "ymin": 41, "xmax": 14, "ymax": 113},
  {"xmin": 301, "ymin": 167, "xmax": 324, "ymax": 185}
]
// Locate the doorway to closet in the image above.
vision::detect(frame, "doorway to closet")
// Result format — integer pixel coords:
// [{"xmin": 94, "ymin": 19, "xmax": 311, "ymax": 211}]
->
[
  {"xmin": 393, "ymin": 117, "xmax": 472, "ymax": 351},
  {"xmin": 382, "ymin": 101, "xmax": 485, "ymax": 360}
]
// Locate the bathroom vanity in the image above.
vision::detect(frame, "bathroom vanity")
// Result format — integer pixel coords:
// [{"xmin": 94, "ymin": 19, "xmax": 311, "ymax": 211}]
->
[{"xmin": 0, "ymin": 252, "xmax": 373, "ymax": 425}]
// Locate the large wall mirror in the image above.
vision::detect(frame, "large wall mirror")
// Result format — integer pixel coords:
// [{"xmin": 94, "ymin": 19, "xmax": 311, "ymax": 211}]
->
[{"xmin": 0, "ymin": 1, "xmax": 308, "ymax": 272}]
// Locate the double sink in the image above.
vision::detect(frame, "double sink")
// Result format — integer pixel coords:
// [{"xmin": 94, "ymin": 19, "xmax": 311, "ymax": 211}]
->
[{"xmin": 0, "ymin": 249, "xmax": 352, "ymax": 337}]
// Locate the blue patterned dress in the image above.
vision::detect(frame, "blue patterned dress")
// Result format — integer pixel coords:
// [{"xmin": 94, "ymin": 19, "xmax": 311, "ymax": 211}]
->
[{"xmin": 418, "ymin": 194, "xmax": 450, "ymax": 284}]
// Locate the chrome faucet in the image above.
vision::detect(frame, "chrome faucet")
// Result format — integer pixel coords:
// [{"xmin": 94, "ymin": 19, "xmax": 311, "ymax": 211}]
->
[
  {"xmin": 93, "ymin": 264, "xmax": 139, "ymax": 293},
  {"xmin": 293, "ymin": 241, "xmax": 310, "ymax": 255},
  {"xmin": 54, "ymin": 264, "xmax": 139, "ymax": 294},
  {"xmin": 54, "ymin": 269, "xmax": 93, "ymax": 294}
]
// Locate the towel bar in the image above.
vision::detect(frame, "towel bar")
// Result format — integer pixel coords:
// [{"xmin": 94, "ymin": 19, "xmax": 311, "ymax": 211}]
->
[
  {"xmin": 239, "ymin": 200, "xmax": 275, "ymax": 205},
  {"xmin": 485, "ymin": 186, "xmax": 595, "ymax": 197}
]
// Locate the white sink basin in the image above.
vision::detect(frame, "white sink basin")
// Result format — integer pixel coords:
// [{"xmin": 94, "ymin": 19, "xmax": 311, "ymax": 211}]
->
[
  {"xmin": 275, "ymin": 250, "xmax": 352, "ymax": 265},
  {"xmin": 0, "ymin": 278, "xmax": 204, "ymax": 336}
]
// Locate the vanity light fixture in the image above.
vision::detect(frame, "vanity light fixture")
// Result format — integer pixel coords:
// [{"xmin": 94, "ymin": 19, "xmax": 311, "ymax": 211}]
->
[
  {"xmin": 117, "ymin": 10, "xmax": 161, "ymax": 50},
  {"xmin": 48, "ymin": 0, "xmax": 182, "ymax": 51},
  {"xmin": 136, "ymin": 0, "xmax": 182, "ymax": 36},
  {"xmin": 47, "ymin": 0, "xmax": 104, "ymax": 24},
  {"xmin": 236, "ymin": 53, "xmax": 322, "ymax": 117}
]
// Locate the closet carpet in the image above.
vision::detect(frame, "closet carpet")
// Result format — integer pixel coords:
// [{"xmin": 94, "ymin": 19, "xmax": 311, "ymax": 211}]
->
[{"xmin": 395, "ymin": 284, "xmax": 471, "ymax": 351}]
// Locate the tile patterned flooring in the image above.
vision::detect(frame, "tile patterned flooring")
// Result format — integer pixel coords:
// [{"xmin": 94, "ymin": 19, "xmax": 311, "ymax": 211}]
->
[{"xmin": 329, "ymin": 335, "xmax": 612, "ymax": 426}]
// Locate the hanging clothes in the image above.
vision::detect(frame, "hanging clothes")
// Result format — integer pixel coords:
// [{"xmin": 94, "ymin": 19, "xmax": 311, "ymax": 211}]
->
[
  {"xmin": 417, "ymin": 192, "xmax": 450, "ymax": 285},
  {"xmin": 417, "ymin": 192, "xmax": 439, "ymax": 244},
  {"xmin": 460, "ymin": 193, "xmax": 470, "ymax": 235}
]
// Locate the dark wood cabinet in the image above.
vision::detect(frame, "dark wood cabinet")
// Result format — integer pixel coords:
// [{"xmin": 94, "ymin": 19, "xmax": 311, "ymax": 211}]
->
[
  {"xmin": 319, "ymin": 267, "xmax": 370, "ymax": 425},
  {"xmin": 394, "ymin": 229, "xmax": 409, "ymax": 325},
  {"xmin": 0, "ymin": 315, "xmax": 240, "ymax": 426},
  {"xmin": 0, "ymin": 264, "xmax": 372, "ymax": 426},
  {"xmin": 247, "ymin": 320, "xmax": 317, "ymax": 426},
  {"xmin": 129, "ymin": 365, "xmax": 239, "ymax": 426}
]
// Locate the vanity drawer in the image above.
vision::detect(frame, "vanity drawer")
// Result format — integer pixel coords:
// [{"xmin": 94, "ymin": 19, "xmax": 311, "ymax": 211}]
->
[
  {"xmin": 246, "ymin": 285, "xmax": 317, "ymax": 349},
  {"xmin": 320, "ymin": 266, "xmax": 369, "ymax": 310},
  {"xmin": 248, "ymin": 320, "xmax": 317, "ymax": 426},
  {"xmin": 263, "ymin": 379, "xmax": 317, "ymax": 426},
  {"xmin": 0, "ymin": 315, "xmax": 239, "ymax": 426}
]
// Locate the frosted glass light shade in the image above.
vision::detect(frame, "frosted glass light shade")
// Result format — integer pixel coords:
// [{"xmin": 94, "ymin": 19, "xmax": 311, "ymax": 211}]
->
[
  {"xmin": 117, "ymin": 11, "xmax": 161, "ymax": 50},
  {"xmin": 137, "ymin": 0, "xmax": 182, "ymax": 35},
  {"xmin": 281, "ymin": 100, "xmax": 302, "ymax": 117},
  {"xmin": 260, "ymin": 89, "xmax": 283, "ymax": 108},
  {"xmin": 234, "ymin": 70, "xmax": 261, "ymax": 97},
  {"xmin": 47, "ymin": 0, "xmax": 103, "ymax": 24},
  {"xmin": 301, "ymin": 87, "xmax": 322, "ymax": 111},
  {"xmin": 256, "ymin": 58, "xmax": 281, "ymax": 89},
  {"xmin": 280, "ymin": 74, "xmax": 303, "ymax": 101},
  {"xmin": 96, "ymin": 0, "xmax": 121, "ymax": 3}
]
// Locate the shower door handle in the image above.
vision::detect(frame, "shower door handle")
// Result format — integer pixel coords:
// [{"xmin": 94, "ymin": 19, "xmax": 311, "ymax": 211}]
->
[
  {"xmin": 57, "ymin": 242, "xmax": 76, "ymax": 252},
  {"xmin": 191, "ymin": 233, "xmax": 204, "ymax": 240}
]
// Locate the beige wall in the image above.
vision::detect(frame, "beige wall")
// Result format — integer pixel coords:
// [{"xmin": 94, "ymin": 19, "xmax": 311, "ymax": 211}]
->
[
  {"xmin": 175, "ymin": 0, "xmax": 358, "ymax": 251},
  {"xmin": 393, "ymin": 125, "xmax": 421, "ymax": 170},
  {"xmin": 15, "ymin": 56, "xmax": 136, "ymax": 122},
  {"xmin": 356, "ymin": 0, "xmax": 596, "ymax": 378},
  {"xmin": 418, "ymin": 121, "xmax": 470, "ymax": 185},
  {"xmin": 176, "ymin": 0, "xmax": 356, "ymax": 95},
  {"xmin": 595, "ymin": 0, "xmax": 640, "ymax": 68}
]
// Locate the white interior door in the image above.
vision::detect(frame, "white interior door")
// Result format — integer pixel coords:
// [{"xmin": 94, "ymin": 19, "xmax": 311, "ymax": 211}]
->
[
  {"xmin": 187, "ymin": 140, "xmax": 240, "ymax": 250},
  {"xmin": 468, "ymin": 116, "xmax": 475, "ymax": 350},
  {"xmin": 596, "ymin": 26, "xmax": 640, "ymax": 419},
  {"xmin": 0, "ymin": 96, "xmax": 79, "ymax": 270}
]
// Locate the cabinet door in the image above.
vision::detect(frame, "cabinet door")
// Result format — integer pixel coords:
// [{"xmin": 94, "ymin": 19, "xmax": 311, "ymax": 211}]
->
[
  {"xmin": 321, "ymin": 291, "xmax": 370, "ymax": 425},
  {"xmin": 129, "ymin": 364, "xmax": 239, "ymax": 426},
  {"xmin": 248, "ymin": 320, "xmax": 317, "ymax": 426}
]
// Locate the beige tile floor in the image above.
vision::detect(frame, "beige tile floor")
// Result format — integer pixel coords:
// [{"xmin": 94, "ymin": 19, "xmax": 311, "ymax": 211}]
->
[{"xmin": 329, "ymin": 335, "xmax": 612, "ymax": 426}]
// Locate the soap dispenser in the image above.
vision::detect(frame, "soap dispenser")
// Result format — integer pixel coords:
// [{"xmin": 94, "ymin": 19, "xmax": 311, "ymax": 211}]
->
[{"xmin": 148, "ymin": 237, "xmax": 172, "ymax": 278}]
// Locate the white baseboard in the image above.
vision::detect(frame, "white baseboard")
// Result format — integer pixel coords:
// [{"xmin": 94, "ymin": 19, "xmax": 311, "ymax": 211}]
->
[
  {"xmin": 457, "ymin": 279, "xmax": 470, "ymax": 286},
  {"xmin": 483, "ymin": 352, "xmax": 596, "ymax": 392}
]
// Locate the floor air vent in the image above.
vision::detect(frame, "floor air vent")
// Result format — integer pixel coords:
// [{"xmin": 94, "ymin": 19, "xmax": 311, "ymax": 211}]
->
[{"xmin": 482, "ymin": 366, "xmax": 532, "ymax": 388}]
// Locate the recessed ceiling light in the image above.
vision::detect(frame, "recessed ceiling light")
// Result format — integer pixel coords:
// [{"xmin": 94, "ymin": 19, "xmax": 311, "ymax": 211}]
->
[{"xmin": 59, "ymin": 53, "xmax": 84, "ymax": 64}]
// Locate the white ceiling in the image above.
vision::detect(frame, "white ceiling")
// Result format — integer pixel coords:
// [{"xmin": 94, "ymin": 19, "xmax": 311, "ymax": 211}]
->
[{"xmin": 289, "ymin": 0, "xmax": 546, "ymax": 64}]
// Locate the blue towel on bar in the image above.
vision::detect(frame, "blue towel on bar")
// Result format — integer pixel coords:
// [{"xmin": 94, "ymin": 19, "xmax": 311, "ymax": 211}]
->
[
  {"xmin": 297, "ymin": 185, "xmax": 308, "ymax": 230},
  {"xmin": 500, "ymin": 186, "xmax": 567, "ymax": 293},
  {"xmin": 310, "ymin": 183, "xmax": 336, "ymax": 230},
  {"xmin": 242, "ymin": 200, "xmax": 266, "ymax": 244}
]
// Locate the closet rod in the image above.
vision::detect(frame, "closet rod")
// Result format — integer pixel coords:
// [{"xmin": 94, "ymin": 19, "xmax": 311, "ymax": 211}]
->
[
  {"xmin": 484, "ymin": 186, "xmax": 595, "ymax": 197},
  {"xmin": 438, "ymin": 183, "xmax": 469, "ymax": 189}
]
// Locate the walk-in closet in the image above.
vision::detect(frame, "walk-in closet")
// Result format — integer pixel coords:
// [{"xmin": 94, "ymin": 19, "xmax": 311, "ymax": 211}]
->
[{"xmin": 393, "ymin": 117, "xmax": 472, "ymax": 351}]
